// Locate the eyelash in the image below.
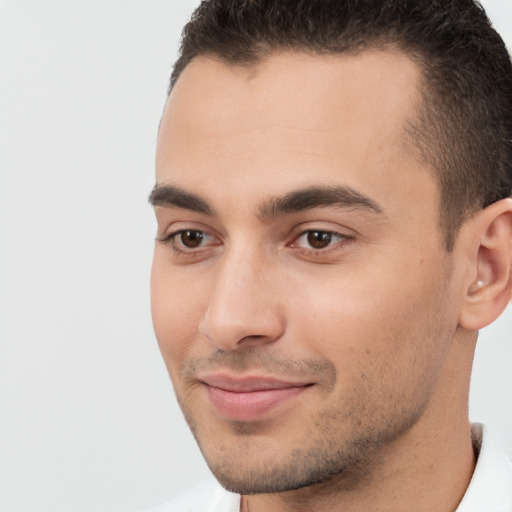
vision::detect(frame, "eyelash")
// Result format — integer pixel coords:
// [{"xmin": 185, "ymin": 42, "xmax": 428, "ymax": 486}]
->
[
  {"xmin": 158, "ymin": 230, "xmax": 216, "ymax": 255},
  {"xmin": 157, "ymin": 228, "xmax": 352, "ymax": 258},
  {"xmin": 289, "ymin": 230, "xmax": 352, "ymax": 256}
]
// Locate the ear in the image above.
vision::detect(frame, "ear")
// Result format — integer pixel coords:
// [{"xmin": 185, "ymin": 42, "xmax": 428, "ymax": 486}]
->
[{"xmin": 458, "ymin": 198, "xmax": 512, "ymax": 330}]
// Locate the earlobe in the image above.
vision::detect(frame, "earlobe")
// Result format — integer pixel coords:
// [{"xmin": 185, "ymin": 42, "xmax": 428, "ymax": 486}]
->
[{"xmin": 458, "ymin": 198, "xmax": 512, "ymax": 331}]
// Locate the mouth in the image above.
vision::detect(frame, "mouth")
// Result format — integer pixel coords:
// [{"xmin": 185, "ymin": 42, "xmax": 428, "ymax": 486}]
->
[{"xmin": 200, "ymin": 374, "xmax": 314, "ymax": 422}]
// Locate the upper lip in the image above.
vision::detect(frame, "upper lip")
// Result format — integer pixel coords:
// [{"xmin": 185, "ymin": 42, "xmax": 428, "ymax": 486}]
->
[{"xmin": 200, "ymin": 374, "xmax": 312, "ymax": 392}]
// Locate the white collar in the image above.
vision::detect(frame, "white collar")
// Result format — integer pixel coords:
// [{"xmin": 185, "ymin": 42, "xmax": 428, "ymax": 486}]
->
[{"xmin": 455, "ymin": 423, "xmax": 512, "ymax": 511}]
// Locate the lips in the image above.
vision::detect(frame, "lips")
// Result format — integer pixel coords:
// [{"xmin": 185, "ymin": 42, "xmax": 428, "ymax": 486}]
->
[{"xmin": 200, "ymin": 374, "xmax": 312, "ymax": 422}]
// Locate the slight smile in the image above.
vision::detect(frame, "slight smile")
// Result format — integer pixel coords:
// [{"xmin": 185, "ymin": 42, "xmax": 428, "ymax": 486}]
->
[{"xmin": 201, "ymin": 375, "xmax": 314, "ymax": 422}]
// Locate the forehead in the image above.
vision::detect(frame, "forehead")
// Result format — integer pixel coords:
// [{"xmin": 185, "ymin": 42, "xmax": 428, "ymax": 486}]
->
[
  {"xmin": 159, "ymin": 50, "xmax": 422, "ymax": 154},
  {"xmin": 156, "ymin": 50, "xmax": 436, "ymax": 223}
]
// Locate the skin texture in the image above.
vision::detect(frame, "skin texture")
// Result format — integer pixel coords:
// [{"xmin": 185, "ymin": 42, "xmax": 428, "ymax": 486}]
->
[{"xmin": 151, "ymin": 51, "xmax": 512, "ymax": 512}]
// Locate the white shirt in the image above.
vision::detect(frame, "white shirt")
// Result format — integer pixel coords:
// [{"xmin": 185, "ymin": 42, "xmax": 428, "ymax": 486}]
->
[
  {"xmin": 147, "ymin": 424, "xmax": 512, "ymax": 512},
  {"xmin": 457, "ymin": 424, "xmax": 512, "ymax": 511}
]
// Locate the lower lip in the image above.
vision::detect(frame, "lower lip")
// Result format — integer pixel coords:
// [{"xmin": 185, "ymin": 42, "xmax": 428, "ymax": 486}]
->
[{"xmin": 205, "ymin": 385, "xmax": 308, "ymax": 422}]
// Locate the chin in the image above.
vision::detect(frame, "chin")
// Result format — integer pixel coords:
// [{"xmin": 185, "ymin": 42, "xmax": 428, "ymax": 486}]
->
[{"xmin": 199, "ymin": 439, "xmax": 365, "ymax": 496}]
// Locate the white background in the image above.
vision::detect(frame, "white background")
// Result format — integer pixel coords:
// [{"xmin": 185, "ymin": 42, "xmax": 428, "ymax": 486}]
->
[{"xmin": 0, "ymin": 1, "xmax": 511, "ymax": 511}]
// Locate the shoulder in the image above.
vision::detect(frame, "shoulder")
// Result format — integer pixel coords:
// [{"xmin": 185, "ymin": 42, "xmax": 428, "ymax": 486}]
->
[{"xmin": 145, "ymin": 478, "xmax": 240, "ymax": 512}]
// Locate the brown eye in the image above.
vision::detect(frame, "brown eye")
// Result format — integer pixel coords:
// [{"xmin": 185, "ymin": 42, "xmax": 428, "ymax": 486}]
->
[
  {"xmin": 307, "ymin": 231, "xmax": 333, "ymax": 249},
  {"xmin": 292, "ymin": 230, "xmax": 347, "ymax": 252},
  {"xmin": 179, "ymin": 230, "xmax": 205, "ymax": 248}
]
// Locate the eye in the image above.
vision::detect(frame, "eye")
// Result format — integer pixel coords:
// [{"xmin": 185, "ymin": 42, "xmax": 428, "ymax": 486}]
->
[
  {"xmin": 158, "ymin": 229, "xmax": 219, "ymax": 254},
  {"xmin": 175, "ymin": 230, "xmax": 208, "ymax": 249},
  {"xmin": 293, "ymin": 230, "xmax": 347, "ymax": 250}
]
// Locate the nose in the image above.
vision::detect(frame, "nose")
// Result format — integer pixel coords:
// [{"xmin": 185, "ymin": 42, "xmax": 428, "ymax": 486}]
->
[{"xmin": 199, "ymin": 249, "xmax": 285, "ymax": 351}]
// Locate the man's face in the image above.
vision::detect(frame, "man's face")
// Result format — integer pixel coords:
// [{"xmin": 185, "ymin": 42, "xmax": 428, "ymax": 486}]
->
[{"xmin": 151, "ymin": 51, "xmax": 463, "ymax": 493}]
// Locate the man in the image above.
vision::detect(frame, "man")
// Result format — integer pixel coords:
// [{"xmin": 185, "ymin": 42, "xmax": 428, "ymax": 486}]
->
[{"xmin": 148, "ymin": 0, "xmax": 512, "ymax": 510}]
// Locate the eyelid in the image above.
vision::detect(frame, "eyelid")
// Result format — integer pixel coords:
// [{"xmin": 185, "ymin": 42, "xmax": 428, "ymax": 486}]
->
[
  {"xmin": 291, "ymin": 230, "xmax": 348, "ymax": 248},
  {"xmin": 293, "ymin": 229, "xmax": 345, "ymax": 246},
  {"xmin": 289, "ymin": 220, "xmax": 355, "ymax": 240},
  {"xmin": 286, "ymin": 224, "xmax": 356, "ymax": 259},
  {"xmin": 156, "ymin": 222, "xmax": 222, "ymax": 257},
  {"xmin": 157, "ymin": 220, "xmax": 219, "ymax": 240},
  {"xmin": 161, "ymin": 229, "xmax": 217, "ymax": 243}
]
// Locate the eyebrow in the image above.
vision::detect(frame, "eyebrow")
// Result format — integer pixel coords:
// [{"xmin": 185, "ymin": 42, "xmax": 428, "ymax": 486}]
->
[
  {"xmin": 148, "ymin": 183, "xmax": 383, "ymax": 218},
  {"xmin": 258, "ymin": 185, "xmax": 383, "ymax": 219},
  {"xmin": 148, "ymin": 184, "xmax": 215, "ymax": 215}
]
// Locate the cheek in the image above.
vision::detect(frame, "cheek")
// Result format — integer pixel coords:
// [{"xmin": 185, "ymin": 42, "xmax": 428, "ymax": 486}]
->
[
  {"xmin": 290, "ymin": 283, "xmax": 451, "ymax": 438},
  {"xmin": 150, "ymin": 256, "xmax": 208, "ymax": 371},
  {"xmin": 290, "ymin": 259, "xmax": 454, "ymax": 384}
]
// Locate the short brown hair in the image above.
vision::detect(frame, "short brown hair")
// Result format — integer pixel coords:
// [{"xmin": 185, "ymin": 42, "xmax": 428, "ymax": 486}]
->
[{"xmin": 169, "ymin": 0, "xmax": 512, "ymax": 250}]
